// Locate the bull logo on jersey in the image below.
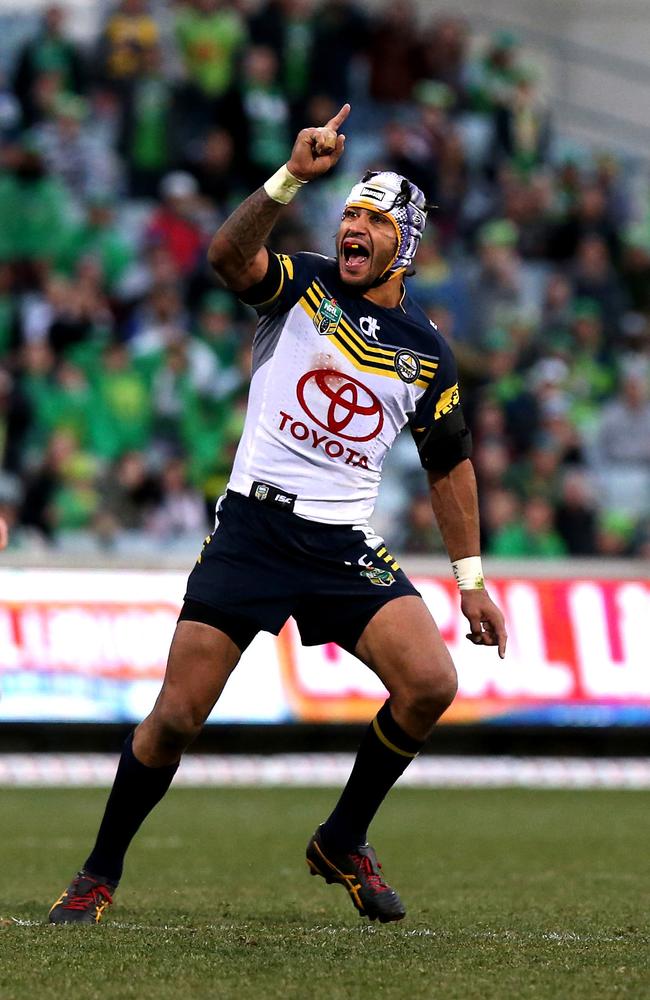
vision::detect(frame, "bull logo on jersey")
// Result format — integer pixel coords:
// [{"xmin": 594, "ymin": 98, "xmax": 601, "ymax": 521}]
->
[
  {"xmin": 360, "ymin": 566, "xmax": 395, "ymax": 587},
  {"xmin": 394, "ymin": 350, "xmax": 421, "ymax": 384},
  {"xmin": 313, "ymin": 297, "xmax": 343, "ymax": 335},
  {"xmin": 296, "ymin": 369, "xmax": 384, "ymax": 442}
]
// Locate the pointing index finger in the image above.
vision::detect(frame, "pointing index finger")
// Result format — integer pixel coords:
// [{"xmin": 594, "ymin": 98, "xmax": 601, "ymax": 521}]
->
[{"xmin": 326, "ymin": 103, "xmax": 351, "ymax": 132}]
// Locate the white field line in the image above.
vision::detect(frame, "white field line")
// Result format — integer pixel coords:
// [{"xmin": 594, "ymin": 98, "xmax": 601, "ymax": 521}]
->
[
  {"xmin": 6, "ymin": 918, "xmax": 640, "ymax": 944},
  {"xmin": 0, "ymin": 754, "xmax": 649, "ymax": 789}
]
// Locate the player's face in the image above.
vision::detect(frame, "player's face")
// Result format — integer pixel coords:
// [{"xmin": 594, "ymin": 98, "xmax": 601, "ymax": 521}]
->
[{"xmin": 336, "ymin": 207, "xmax": 398, "ymax": 287}]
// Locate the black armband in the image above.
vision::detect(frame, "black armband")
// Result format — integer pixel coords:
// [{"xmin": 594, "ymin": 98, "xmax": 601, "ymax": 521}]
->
[
  {"xmin": 412, "ymin": 407, "xmax": 473, "ymax": 474},
  {"xmin": 237, "ymin": 250, "xmax": 284, "ymax": 308}
]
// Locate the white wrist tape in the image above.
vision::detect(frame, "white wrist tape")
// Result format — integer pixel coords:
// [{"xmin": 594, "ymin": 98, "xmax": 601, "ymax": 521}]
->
[
  {"xmin": 452, "ymin": 556, "xmax": 485, "ymax": 590},
  {"xmin": 263, "ymin": 164, "xmax": 308, "ymax": 205}
]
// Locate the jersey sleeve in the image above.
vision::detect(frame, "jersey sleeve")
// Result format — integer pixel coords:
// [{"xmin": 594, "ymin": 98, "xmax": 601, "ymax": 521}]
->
[
  {"xmin": 237, "ymin": 251, "xmax": 324, "ymax": 315},
  {"xmin": 408, "ymin": 338, "xmax": 472, "ymax": 474}
]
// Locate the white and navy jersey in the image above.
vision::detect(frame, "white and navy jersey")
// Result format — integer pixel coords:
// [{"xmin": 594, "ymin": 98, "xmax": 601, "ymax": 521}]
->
[{"xmin": 227, "ymin": 251, "xmax": 467, "ymax": 525}]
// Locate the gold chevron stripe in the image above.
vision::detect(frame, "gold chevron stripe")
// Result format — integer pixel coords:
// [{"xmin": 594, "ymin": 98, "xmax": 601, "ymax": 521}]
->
[
  {"xmin": 309, "ymin": 280, "xmax": 439, "ymax": 374},
  {"xmin": 300, "ymin": 295, "xmax": 432, "ymax": 388}
]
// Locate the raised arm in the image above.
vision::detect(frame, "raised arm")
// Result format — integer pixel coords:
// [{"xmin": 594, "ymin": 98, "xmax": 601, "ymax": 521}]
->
[
  {"xmin": 427, "ymin": 460, "xmax": 508, "ymax": 657},
  {"xmin": 207, "ymin": 104, "xmax": 350, "ymax": 292}
]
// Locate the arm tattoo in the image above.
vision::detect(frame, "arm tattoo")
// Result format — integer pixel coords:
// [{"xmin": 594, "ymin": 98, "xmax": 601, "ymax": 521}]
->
[{"xmin": 215, "ymin": 188, "xmax": 284, "ymax": 269}]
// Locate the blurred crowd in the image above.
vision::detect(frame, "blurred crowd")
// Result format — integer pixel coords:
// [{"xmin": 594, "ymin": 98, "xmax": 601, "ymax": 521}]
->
[{"xmin": 0, "ymin": 0, "xmax": 649, "ymax": 559}]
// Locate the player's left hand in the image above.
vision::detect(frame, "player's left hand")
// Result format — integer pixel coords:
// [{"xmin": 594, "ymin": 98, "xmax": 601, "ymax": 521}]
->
[{"xmin": 461, "ymin": 589, "xmax": 507, "ymax": 658}]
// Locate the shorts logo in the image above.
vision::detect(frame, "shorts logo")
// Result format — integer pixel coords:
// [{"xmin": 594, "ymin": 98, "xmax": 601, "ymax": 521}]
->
[
  {"xmin": 254, "ymin": 484, "xmax": 269, "ymax": 501},
  {"xmin": 313, "ymin": 297, "xmax": 343, "ymax": 335},
  {"xmin": 360, "ymin": 567, "xmax": 395, "ymax": 587},
  {"xmin": 296, "ymin": 369, "xmax": 384, "ymax": 442},
  {"xmin": 394, "ymin": 350, "xmax": 421, "ymax": 383}
]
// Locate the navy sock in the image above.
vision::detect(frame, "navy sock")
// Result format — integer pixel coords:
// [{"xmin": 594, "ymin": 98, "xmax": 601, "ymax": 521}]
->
[
  {"xmin": 320, "ymin": 701, "xmax": 424, "ymax": 851},
  {"xmin": 84, "ymin": 733, "xmax": 179, "ymax": 885}
]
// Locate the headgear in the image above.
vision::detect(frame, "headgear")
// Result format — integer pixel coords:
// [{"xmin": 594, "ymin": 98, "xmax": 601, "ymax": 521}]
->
[{"xmin": 343, "ymin": 170, "xmax": 429, "ymax": 282}]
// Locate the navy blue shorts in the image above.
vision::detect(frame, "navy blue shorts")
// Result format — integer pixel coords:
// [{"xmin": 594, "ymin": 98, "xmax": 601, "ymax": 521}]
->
[{"xmin": 180, "ymin": 489, "xmax": 420, "ymax": 653}]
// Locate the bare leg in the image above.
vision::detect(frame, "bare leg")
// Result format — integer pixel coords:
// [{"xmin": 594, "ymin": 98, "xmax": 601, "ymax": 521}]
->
[
  {"xmin": 319, "ymin": 595, "xmax": 457, "ymax": 850},
  {"xmin": 83, "ymin": 621, "xmax": 242, "ymax": 882},
  {"xmin": 354, "ymin": 595, "xmax": 458, "ymax": 739},
  {"xmin": 134, "ymin": 620, "xmax": 242, "ymax": 765}
]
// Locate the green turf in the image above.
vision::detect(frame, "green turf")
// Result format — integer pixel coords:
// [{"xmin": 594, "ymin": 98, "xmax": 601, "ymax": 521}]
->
[{"xmin": 0, "ymin": 786, "xmax": 647, "ymax": 999}]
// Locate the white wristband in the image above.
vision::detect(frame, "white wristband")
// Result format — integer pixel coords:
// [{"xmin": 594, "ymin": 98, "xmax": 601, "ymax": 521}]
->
[
  {"xmin": 452, "ymin": 556, "xmax": 485, "ymax": 591},
  {"xmin": 263, "ymin": 164, "xmax": 308, "ymax": 205}
]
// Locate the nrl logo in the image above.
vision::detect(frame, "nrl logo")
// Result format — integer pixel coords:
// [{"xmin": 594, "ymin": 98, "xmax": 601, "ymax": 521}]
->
[
  {"xmin": 360, "ymin": 566, "xmax": 395, "ymax": 587},
  {"xmin": 254, "ymin": 484, "xmax": 269, "ymax": 501},
  {"xmin": 313, "ymin": 297, "xmax": 343, "ymax": 335},
  {"xmin": 394, "ymin": 349, "xmax": 421, "ymax": 383}
]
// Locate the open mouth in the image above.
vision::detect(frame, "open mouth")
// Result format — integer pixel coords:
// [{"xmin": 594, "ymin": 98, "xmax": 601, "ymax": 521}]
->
[{"xmin": 342, "ymin": 237, "xmax": 371, "ymax": 274}]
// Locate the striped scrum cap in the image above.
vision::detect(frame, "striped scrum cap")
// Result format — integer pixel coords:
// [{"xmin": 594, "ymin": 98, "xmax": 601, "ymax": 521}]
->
[{"xmin": 344, "ymin": 170, "xmax": 429, "ymax": 278}]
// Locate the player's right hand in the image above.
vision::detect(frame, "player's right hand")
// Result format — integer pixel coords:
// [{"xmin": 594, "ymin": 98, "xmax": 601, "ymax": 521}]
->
[
  {"xmin": 287, "ymin": 103, "xmax": 350, "ymax": 182},
  {"xmin": 0, "ymin": 516, "xmax": 8, "ymax": 550}
]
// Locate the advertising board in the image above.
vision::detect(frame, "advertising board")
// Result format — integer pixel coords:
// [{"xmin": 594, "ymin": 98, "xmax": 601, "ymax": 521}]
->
[{"xmin": 0, "ymin": 569, "xmax": 648, "ymax": 724}]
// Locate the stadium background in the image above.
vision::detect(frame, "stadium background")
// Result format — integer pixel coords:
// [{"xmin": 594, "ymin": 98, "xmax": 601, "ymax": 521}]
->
[
  {"xmin": 0, "ymin": 0, "xmax": 648, "ymax": 741},
  {"xmin": 0, "ymin": 5, "xmax": 647, "ymax": 997}
]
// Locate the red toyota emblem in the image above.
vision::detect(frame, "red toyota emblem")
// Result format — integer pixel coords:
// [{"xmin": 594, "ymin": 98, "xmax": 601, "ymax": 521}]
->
[{"xmin": 296, "ymin": 369, "xmax": 384, "ymax": 442}]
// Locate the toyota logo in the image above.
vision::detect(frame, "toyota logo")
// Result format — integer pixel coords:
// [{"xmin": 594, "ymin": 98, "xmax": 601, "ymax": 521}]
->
[{"xmin": 296, "ymin": 369, "xmax": 384, "ymax": 442}]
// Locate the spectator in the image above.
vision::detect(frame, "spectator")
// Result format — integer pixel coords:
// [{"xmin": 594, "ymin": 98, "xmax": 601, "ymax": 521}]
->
[
  {"xmin": 55, "ymin": 195, "xmax": 135, "ymax": 294},
  {"xmin": 310, "ymin": 0, "xmax": 368, "ymax": 105},
  {"xmin": 183, "ymin": 128, "xmax": 241, "ymax": 210},
  {"xmin": 488, "ymin": 495, "xmax": 567, "ymax": 557},
  {"xmin": 19, "ymin": 428, "xmax": 77, "ymax": 539},
  {"xmin": 146, "ymin": 456, "xmax": 208, "ymax": 540},
  {"xmin": 548, "ymin": 182, "xmax": 620, "ymax": 263},
  {"xmin": 554, "ymin": 469, "xmax": 598, "ymax": 555},
  {"xmin": 400, "ymin": 490, "xmax": 444, "ymax": 554},
  {"xmin": 468, "ymin": 31, "xmax": 522, "ymax": 113},
  {"xmin": 367, "ymin": 0, "xmax": 422, "ymax": 104},
  {"xmin": 12, "ymin": 5, "xmax": 85, "ymax": 126},
  {"xmin": 249, "ymin": 0, "xmax": 314, "ymax": 129},
  {"xmin": 418, "ymin": 15, "xmax": 469, "ymax": 107},
  {"xmin": 234, "ymin": 46, "xmax": 292, "ymax": 190},
  {"xmin": 493, "ymin": 66, "xmax": 550, "ymax": 174},
  {"xmin": 480, "ymin": 486, "xmax": 520, "ymax": 551},
  {"xmin": 593, "ymin": 368, "xmax": 650, "ymax": 517},
  {"xmin": 90, "ymin": 342, "xmax": 152, "ymax": 460},
  {"xmin": 96, "ymin": 0, "xmax": 160, "ymax": 94},
  {"xmin": 31, "ymin": 92, "xmax": 120, "ymax": 202},
  {"xmin": 174, "ymin": 0, "xmax": 248, "ymax": 140},
  {"xmin": 570, "ymin": 235, "xmax": 626, "ymax": 334},
  {"xmin": 98, "ymin": 450, "xmax": 161, "ymax": 530},
  {"xmin": 120, "ymin": 46, "xmax": 178, "ymax": 198},
  {"xmin": 0, "ymin": 142, "xmax": 72, "ymax": 285},
  {"xmin": 466, "ymin": 219, "xmax": 544, "ymax": 344},
  {"xmin": 146, "ymin": 172, "xmax": 205, "ymax": 277},
  {"xmin": 620, "ymin": 225, "xmax": 650, "ymax": 315}
]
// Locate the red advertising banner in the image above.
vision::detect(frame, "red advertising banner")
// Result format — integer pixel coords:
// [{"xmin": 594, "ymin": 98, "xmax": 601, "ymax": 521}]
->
[{"xmin": 0, "ymin": 569, "xmax": 648, "ymax": 724}]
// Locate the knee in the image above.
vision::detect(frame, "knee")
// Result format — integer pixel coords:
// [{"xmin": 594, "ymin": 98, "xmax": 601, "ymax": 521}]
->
[
  {"xmin": 396, "ymin": 663, "xmax": 458, "ymax": 723},
  {"xmin": 147, "ymin": 699, "xmax": 204, "ymax": 754}
]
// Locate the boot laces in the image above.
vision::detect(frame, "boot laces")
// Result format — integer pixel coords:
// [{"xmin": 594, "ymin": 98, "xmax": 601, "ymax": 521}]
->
[
  {"xmin": 351, "ymin": 852, "xmax": 391, "ymax": 893},
  {"xmin": 63, "ymin": 876, "xmax": 113, "ymax": 911}
]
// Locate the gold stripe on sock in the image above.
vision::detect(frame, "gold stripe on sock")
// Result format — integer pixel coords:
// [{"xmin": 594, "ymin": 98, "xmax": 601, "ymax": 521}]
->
[{"xmin": 372, "ymin": 716, "xmax": 419, "ymax": 759}]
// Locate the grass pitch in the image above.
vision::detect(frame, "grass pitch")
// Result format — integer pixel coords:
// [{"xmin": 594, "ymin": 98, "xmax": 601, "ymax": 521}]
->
[{"xmin": 0, "ymin": 786, "xmax": 647, "ymax": 1000}]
